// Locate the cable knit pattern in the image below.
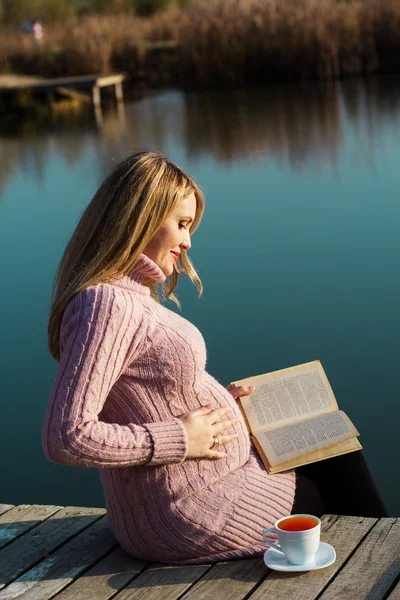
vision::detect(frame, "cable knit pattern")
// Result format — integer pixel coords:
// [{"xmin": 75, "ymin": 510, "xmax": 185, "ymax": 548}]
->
[{"xmin": 42, "ymin": 254, "xmax": 296, "ymax": 564}]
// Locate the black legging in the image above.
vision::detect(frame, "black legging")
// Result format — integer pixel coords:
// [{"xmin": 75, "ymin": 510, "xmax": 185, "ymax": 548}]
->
[{"xmin": 291, "ymin": 450, "xmax": 389, "ymax": 518}]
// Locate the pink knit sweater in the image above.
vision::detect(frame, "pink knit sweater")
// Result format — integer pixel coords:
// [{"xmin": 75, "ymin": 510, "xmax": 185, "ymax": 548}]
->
[{"xmin": 42, "ymin": 254, "xmax": 296, "ymax": 564}]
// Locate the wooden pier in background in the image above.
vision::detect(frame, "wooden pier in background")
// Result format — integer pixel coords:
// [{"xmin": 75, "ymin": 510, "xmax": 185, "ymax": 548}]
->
[
  {"xmin": 0, "ymin": 504, "xmax": 399, "ymax": 600},
  {"xmin": 0, "ymin": 73, "xmax": 127, "ymax": 109}
]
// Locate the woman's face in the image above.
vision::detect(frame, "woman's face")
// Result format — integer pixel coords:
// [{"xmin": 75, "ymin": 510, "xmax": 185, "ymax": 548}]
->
[{"xmin": 143, "ymin": 192, "xmax": 196, "ymax": 276}]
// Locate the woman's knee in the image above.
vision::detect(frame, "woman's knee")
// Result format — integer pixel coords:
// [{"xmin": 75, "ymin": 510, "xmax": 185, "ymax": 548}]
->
[{"xmin": 291, "ymin": 473, "xmax": 324, "ymax": 518}]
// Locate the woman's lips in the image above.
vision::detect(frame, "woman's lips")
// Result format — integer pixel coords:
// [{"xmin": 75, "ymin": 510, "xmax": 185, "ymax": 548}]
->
[{"xmin": 170, "ymin": 251, "xmax": 180, "ymax": 261}]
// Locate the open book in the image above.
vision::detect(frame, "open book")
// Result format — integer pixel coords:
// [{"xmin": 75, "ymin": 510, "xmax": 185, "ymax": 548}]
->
[{"xmin": 231, "ymin": 360, "xmax": 362, "ymax": 474}]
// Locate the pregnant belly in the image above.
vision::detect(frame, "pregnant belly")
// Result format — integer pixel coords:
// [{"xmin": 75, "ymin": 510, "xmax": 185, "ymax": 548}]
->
[{"xmin": 197, "ymin": 372, "xmax": 251, "ymax": 462}]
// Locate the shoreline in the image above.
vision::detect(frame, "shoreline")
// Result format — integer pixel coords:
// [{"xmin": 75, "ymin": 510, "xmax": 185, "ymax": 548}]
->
[
  {"xmin": 2, "ymin": 70, "xmax": 400, "ymax": 118},
  {"xmin": 1, "ymin": 0, "xmax": 400, "ymax": 94}
]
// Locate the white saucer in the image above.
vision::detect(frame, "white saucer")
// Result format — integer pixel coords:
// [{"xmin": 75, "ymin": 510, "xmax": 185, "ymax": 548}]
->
[{"xmin": 264, "ymin": 541, "xmax": 336, "ymax": 572}]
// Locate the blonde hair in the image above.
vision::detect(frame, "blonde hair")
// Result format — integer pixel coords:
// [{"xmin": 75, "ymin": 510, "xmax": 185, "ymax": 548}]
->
[{"xmin": 48, "ymin": 150, "xmax": 205, "ymax": 361}]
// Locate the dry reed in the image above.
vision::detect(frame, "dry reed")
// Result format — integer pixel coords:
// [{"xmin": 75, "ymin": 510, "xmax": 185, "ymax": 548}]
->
[{"xmin": 1, "ymin": 0, "xmax": 400, "ymax": 87}]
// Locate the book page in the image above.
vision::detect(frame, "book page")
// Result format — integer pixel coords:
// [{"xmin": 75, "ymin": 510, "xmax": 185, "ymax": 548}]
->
[
  {"xmin": 232, "ymin": 361, "xmax": 338, "ymax": 433},
  {"xmin": 252, "ymin": 436, "xmax": 362, "ymax": 474},
  {"xmin": 252, "ymin": 410, "xmax": 359, "ymax": 467}
]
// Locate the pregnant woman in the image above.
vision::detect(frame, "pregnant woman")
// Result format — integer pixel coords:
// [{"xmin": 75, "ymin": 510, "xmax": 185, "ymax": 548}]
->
[{"xmin": 42, "ymin": 151, "xmax": 387, "ymax": 565}]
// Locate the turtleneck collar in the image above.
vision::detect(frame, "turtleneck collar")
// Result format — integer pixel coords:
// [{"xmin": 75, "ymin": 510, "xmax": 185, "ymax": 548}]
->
[{"xmin": 113, "ymin": 253, "xmax": 166, "ymax": 295}]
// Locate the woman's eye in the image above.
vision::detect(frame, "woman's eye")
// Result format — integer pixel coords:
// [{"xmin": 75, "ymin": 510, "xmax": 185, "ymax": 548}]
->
[{"xmin": 179, "ymin": 223, "xmax": 187, "ymax": 229}]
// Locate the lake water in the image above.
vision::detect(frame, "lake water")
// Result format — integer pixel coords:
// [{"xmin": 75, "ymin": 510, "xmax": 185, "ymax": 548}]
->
[{"xmin": 1, "ymin": 76, "xmax": 399, "ymax": 516}]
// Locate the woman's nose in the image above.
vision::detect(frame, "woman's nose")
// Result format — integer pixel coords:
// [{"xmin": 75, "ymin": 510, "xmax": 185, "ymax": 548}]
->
[{"xmin": 180, "ymin": 236, "xmax": 191, "ymax": 250}]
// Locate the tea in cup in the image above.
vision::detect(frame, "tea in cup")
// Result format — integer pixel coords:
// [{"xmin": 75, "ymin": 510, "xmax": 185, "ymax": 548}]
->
[{"xmin": 263, "ymin": 514, "xmax": 321, "ymax": 565}]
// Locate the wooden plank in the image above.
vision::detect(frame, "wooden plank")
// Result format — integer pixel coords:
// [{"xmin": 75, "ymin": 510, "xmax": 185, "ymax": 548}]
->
[
  {"xmin": 388, "ymin": 580, "xmax": 400, "ymax": 600},
  {"xmin": 247, "ymin": 514, "xmax": 377, "ymax": 600},
  {"xmin": 92, "ymin": 86, "xmax": 101, "ymax": 108},
  {"xmin": 53, "ymin": 547, "xmax": 148, "ymax": 600},
  {"xmin": 0, "ymin": 73, "xmax": 126, "ymax": 91},
  {"xmin": 112, "ymin": 563, "xmax": 211, "ymax": 600},
  {"xmin": 0, "ymin": 506, "xmax": 14, "ymax": 516},
  {"xmin": 0, "ymin": 516, "xmax": 117, "ymax": 600},
  {"xmin": 96, "ymin": 75, "xmax": 126, "ymax": 88},
  {"xmin": 115, "ymin": 81, "xmax": 124, "ymax": 102},
  {"xmin": 33, "ymin": 74, "xmax": 126, "ymax": 90},
  {"xmin": 0, "ymin": 506, "xmax": 105, "ymax": 589},
  {"xmin": 0, "ymin": 75, "xmax": 44, "ymax": 89},
  {"xmin": 318, "ymin": 518, "xmax": 400, "ymax": 600},
  {"xmin": 0, "ymin": 505, "xmax": 61, "ymax": 550},
  {"xmin": 181, "ymin": 558, "xmax": 268, "ymax": 600}
]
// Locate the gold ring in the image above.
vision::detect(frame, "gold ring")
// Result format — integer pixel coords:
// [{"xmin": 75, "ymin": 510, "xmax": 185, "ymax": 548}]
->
[{"xmin": 212, "ymin": 436, "xmax": 220, "ymax": 449}]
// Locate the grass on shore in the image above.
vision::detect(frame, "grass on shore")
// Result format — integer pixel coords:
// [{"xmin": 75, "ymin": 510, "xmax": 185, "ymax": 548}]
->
[{"xmin": 1, "ymin": 0, "xmax": 400, "ymax": 88}]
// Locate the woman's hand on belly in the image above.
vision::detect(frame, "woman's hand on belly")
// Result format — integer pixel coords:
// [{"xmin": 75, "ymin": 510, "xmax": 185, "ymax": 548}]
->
[{"xmin": 179, "ymin": 404, "xmax": 239, "ymax": 459}]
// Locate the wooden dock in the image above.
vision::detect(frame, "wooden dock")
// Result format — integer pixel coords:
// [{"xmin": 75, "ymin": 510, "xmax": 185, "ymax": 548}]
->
[
  {"xmin": 0, "ymin": 504, "xmax": 398, "ymax": 600},
  {"xmin": 0, "ymin": 73, "xmax": 127, "ymax": 108}
]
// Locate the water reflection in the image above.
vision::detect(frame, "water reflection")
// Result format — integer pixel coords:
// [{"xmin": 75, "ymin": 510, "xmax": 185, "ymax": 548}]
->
[
  {"xmin": 2, "ymin": 75, "xmax": 400, "ymax": 196},
  {"xmin": 182, "ymin": 82, "xmax": 342, "ymax": 166}
]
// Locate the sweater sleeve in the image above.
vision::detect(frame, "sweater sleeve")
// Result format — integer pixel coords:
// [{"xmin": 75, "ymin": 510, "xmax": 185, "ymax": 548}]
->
[{"xmin": 42, "ymin": 285, "xmax": 188, "ymax": 468}]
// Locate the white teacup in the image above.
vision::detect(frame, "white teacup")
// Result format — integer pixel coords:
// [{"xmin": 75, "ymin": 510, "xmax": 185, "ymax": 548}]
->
[{"xmin": 262, "ymin": 514, "xmax": 321, "ymax": 565}]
